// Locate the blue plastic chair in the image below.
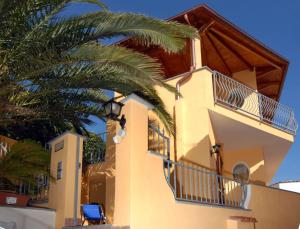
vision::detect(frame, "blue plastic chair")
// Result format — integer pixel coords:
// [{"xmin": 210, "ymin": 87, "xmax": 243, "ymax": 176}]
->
[{"xmin": 81, "ymin": 204, "xmax": 106, "ymax": 225}]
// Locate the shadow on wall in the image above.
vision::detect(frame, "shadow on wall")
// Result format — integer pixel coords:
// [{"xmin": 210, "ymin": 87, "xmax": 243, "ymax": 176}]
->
[
  {"xmin": 249, "ymin": 160, "xmax": 265, "ymax": 185},
  {"xmin": 222, "ymin": 148, "xmax": 266, "ymax": 185},
  {"xmin": 174, "ymin": 132, "xmax": 266, "ymax": 187},
  {"xmin": 177, "ymin": 135, "xmax": 213, "ymax": 169},
  {"xmin": 169, "ymin": 135, "xmax": 218, "ymax": 201},
  {"xmin": 81, "ymin": 121, "xmax": 116, "ymax": 224},
  {"xmin": 166, "ymin": 135, "xmax": 246, "ymax": 205}
]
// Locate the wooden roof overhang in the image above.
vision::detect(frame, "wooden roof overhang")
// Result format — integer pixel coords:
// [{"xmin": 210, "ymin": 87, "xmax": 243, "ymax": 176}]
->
[{"xmin": 120, "ymin": 4, "xmax": 289, "ymax": 101}]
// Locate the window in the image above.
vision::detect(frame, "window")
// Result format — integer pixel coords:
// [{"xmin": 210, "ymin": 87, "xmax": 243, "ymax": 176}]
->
[
  {"xmin": 57, "ymin": 161, "xmax": 62, "ymax": 180},
  {"xmin": 55, "ymin": 141, "xmax": 64, "ymax": 152},
  {"xmin": 233, "ymin": 163, "xmax": 249, "ymax": 183}
]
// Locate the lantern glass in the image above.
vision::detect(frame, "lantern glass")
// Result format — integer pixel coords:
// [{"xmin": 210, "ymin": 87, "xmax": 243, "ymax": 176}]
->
[
  {"xmin": 104, "ymin": 102, "xmax": 112, "ymax": 117},
  {"xmin": 111, "ymin": 102, "xmax": 122, "ymax": 117},
  {"xmin": 103, "ymin": 100, "xmax": 123, "ymax": 119}
]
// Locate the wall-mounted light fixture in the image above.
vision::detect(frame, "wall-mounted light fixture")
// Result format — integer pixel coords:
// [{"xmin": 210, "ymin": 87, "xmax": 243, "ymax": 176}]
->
[
  {"xmin": 103, "ymin": 99, "xmax": 126, "ymax": 144},
  {"xmin": 210, "ymin": 144, "xmax": 221, "ymax": 157},
  {"xmin": 210, "ymin": 144, "xmax": 223, "ymax": 176}
]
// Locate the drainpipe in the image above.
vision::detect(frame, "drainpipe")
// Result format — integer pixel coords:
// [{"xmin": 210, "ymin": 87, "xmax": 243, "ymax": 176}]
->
[
  {"xmin": 73, "ymin": 135, "xmax": 81, "ymax": 226},
  {"xmin": 175, "ymin": 37, "xmax": 196, "ymax": 100},
  {"xmin": 175, "ymin": 14, "xmax": 197, "ymax": 100}
]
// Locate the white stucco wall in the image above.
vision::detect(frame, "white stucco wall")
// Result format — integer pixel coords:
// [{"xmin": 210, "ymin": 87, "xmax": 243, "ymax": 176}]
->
[{"xmin": 0, "ymin": 206, "xmax": 55, "ymax": 229}]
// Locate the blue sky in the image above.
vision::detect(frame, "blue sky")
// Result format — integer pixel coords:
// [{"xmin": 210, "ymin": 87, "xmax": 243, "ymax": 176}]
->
[{"xmin": 68, "ymin": 1, "xmax": 300, "ymax": 183}]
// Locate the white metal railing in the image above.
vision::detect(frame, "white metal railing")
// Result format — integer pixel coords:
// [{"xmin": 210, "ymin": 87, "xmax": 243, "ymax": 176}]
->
[
  {"xmin": 0, "ymin": 175, "xmax": 49, "ymax": 203},
  {"xmin": 29, "ymin": 174, "xmax": 49, "ymax": 203},
  {"xmin": 213, "ymin": 71, "xmax": 298, "ymax": 135},
  {"xmin": 148, "ymin": 123, "xmax": 170, "ymax": 159},
  {"xmin": 148, "ymin": 123, "xmax": 247, "ymax": 209},
  {"xmin": 164, "ymin": 159, "xmax": 247, "ymax": 209}
]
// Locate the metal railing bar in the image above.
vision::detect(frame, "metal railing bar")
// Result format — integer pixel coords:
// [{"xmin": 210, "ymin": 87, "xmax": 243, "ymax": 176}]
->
[
  {"xmin": 189, "ymin": 166, "xmax": 193, "ymax": 201},
  {"xmin": 149, "ymin": 124, "xmax": 170, "ymax": 140},
  {"xmin": 163, "ymin": 129, "xmax": 166, "ymax": 157},
  {"xmin": 199, "ymin": 167, "xmax": 203, "ymax": 202},
  {"xmin": 180, "ymin": 164, "xmax": 183, "ymax": 199},
  {"xmin": 174, "ymin": 163, "xmax": 177, "ymax": 198},
  {"xmin": 203, "ymin": 168, "xmax": 207, "ymax": 202},
  {"xmin": 185, "ymin": 166, "xmax": 188, "ymax": 200},
  {"xmin": 212, "ymin": 174, "xmax": 216, "ymax": 204},
  {"xmin": 195, "ymin": 168, "xmax": 198, "ymax": 201}
]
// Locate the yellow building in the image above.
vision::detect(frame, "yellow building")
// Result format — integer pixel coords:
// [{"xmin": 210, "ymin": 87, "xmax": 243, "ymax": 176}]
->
[
  {"xmin": 8, "ymin": 4, "xmax": 299, "ymax": 229},
  {"xmin": 74, "ymin": 4, "xmax": 300, "ymax": 229}
]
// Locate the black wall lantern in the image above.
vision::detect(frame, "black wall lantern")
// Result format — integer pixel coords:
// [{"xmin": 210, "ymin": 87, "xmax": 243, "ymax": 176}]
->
[
  {"xmin": 103, "ymin": 99, "xmax": 127, "ymax": 144},
  {"xmin": 210, "ymin": 144, "xmax": 223, "ymax": 176},
  {"xmin": 103, "ymin": 100, "xmax": 126, "ymax": 129},
  {"xmin": 210, "ymin": 144, "xmax": 221, "ymax": 157}
]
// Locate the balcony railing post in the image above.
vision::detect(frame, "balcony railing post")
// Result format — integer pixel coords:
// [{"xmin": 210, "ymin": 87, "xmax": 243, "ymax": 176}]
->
[
  {"xmin": 173, "ymin": 162, "xmax": 177, "ymax": 198},
  {"xmin": 258, "ymin": 91, "xmax": 263, "ymax": 121},
  {"xmin": 148, "ymin": 124, "xmax": 171, "ymax": 160},
  {"xmin": 167, "ymin": 138, "xmax": 170, "ymax": 161},
  {"xmin": 213, "ymin": 71, "xmax": 217, "ymax": 105}
]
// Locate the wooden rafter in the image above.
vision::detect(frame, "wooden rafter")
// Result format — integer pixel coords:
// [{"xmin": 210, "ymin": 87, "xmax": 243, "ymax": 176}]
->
[
  {"xmin": 200, "ymin": 34, "xmax": 208, "ymax": 66},
  {"xmin": 199, "ymin": 21, "xmax": 215, "ymax": 67},
  {"xmin": 158, "ymin": 56, "xmax": 171, "ymax": 77},
  {"xmin": 206, "ymin": 33, "xmax": 232, "ymax": 74},
  {"xmin": 199, "ymin": 21, "xmax": 215, "ymax": 35},
  {"xmin": 256, "ymin": 66, "xmax": 279, "ymax": 79},
  {"xmin": 264, "ymin": 94, "xmax": 278, "ymax": 100},
  {"xmin": 209, "ymin": 30, "xmax": 253, "ymax": 70},
  {"xmin": 256, "ymin": 66, "xmax": 275, "ymax": 74},
  {"xmin": 210, "ymin": 28, "xmax": 281, "ymax": 70},
  {"xmin": 258, "ymin": 81, "xmax": 281, "ymax": 90}
]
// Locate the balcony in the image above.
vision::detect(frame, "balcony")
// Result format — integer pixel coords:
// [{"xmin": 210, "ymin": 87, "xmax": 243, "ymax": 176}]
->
[
  {"xmin": 148, "ymin": 124, "xmax": 248, "ymax": 209},
  {"xmin": 212, "ymin": 71, "xmax": 298, "ymax": 135},
  {"xmin": 163, "ymin": 159, "xmax": 248, "ymax": 209}
]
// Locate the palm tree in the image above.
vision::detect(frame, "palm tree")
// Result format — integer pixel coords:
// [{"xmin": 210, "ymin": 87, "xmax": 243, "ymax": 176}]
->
[
  {"xmin": 0, "ymin": 0, "xmax": 198, "ymax": 139},
  {"xmin": 0, "ymin": 140, "xmax": 50, "ymax": 190}
]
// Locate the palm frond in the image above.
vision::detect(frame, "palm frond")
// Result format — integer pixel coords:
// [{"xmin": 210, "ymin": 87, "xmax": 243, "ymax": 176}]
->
[
  {"xmin": 0, "ymin": 140, "xmax": 51, "ymax": 184},
  {"xmin": 0, "ymin": 0, "xmax": 197, "ymax": 138}
]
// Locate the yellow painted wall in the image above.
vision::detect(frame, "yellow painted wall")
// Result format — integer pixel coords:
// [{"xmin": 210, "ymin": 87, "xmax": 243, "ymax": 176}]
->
[
  {"xmin": 153, "ymin": 67, "xmax": 293, "ymax": 184},
  {"xmin": 81, "ymin": 120, "xmax": 116, "ymax": 224},
  {"xmin": 81, "ymin": 160, "xmax": 115, "ymax": 224},
  {"xmin": 112, "ymin": 97, "xmax": 300, "ymax": 229},
  {"xmin": 233, "ymin": 70, "xmax": 257, "ymax": 89},
  {"xmin": 48, "ymin": 132, "xmax": 84, "ymax": 229},
  {"xmin": 222, "ymin": 148, "xmax": 266, "ymax": 185},
  {"xmin": 83, "ymin": 51, "xmax": 295, "ymax": 228}
]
